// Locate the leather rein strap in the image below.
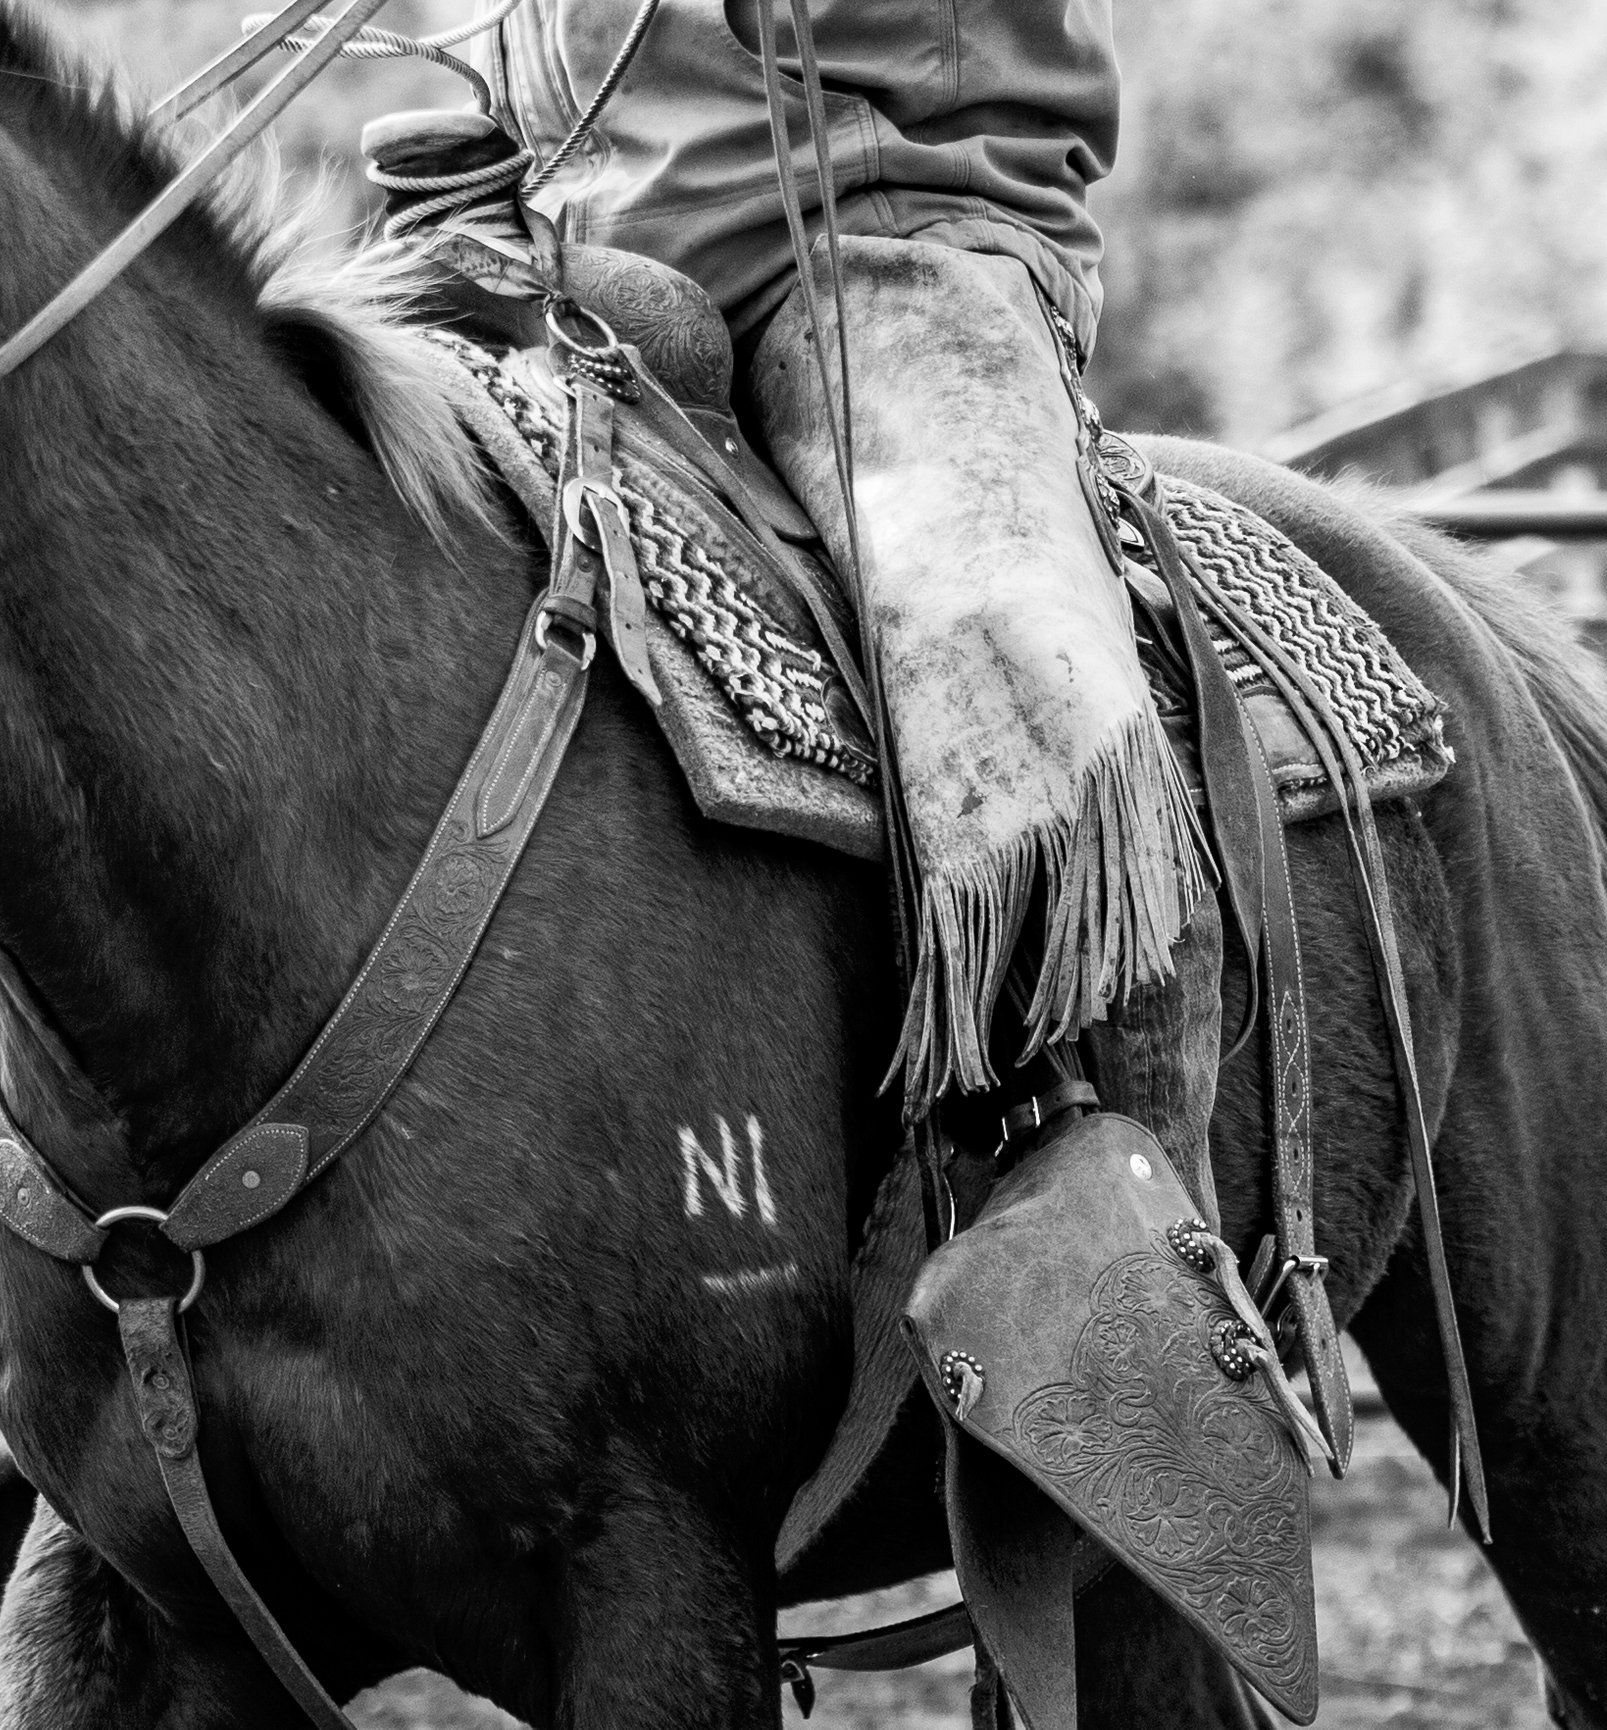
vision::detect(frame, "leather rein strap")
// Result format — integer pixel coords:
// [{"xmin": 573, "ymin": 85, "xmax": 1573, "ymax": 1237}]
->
[{"xmin": 1122, "ymin": 481, "xmax": 1489, "ymax": 1537}]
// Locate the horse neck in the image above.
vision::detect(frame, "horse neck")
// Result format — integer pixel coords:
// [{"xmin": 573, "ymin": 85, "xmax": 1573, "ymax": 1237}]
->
[{"xmin": 0, "ymin": 127, "xmax": 533, "ymax": 1200}]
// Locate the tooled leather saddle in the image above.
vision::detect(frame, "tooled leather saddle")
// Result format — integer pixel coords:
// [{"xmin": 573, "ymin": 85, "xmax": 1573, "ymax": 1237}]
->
[{"xmin": 410, "ymin": 236, "xmax": 1470, "ymax": 1728}]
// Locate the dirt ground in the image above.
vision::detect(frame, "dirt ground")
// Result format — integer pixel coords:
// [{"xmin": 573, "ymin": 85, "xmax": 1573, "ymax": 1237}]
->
[{"xmin": 347, "ymin": 1402, "xmax": 1548, "ymax": 1730}]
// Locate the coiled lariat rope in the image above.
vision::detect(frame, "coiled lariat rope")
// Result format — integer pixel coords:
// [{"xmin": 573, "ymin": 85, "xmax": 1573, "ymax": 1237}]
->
[
  {"xmin": 240, "ymin": 0, "xmax": 523, "ymax": 111},
  {"xmin": 369, "ymin": 153, "xmax": 535, "ymax": 241},
  {"xmin": 518, "ymin": 0, "xmax": 661, "ymax": 194},
  {"xmin": 249, "ymin": 0, "xmax": 663, "ymax": 243}
]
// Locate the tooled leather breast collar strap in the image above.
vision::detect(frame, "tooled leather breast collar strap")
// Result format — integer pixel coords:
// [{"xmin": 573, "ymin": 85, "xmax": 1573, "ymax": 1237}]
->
[
  {"xmin": 0, "ymin": 590, "xmax": 591, "ymax": 1263},
  {"xmin": 0, "ymin": 576, "xmax": 596, "ymax": 1727}
]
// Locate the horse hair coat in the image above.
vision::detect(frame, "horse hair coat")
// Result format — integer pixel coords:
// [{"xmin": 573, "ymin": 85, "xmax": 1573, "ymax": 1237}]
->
[{"xmin": 0, "ymin": 9, "xmax": 1604, "ymax": 1727}]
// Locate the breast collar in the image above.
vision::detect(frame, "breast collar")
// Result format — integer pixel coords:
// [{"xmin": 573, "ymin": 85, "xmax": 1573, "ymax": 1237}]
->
[{"xmin": 0, "ymin": 339, "xmax": 635, "ymax": 1727}]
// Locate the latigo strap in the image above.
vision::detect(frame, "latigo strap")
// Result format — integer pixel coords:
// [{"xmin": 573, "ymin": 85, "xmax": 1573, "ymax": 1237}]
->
[{"xmin": 1122, "ymin": 484, "xmax": 1355, "ymax": 1476}]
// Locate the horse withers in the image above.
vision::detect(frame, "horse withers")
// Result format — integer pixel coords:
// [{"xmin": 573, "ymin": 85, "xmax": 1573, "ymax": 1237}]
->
[{"xmin": 0, "ymin": 10, "xmax": 1604, "ymax": 1726}]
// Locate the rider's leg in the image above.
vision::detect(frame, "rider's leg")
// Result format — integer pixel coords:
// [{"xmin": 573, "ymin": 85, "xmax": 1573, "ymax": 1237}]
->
[{"xmin": 744, "ymin": 234, "xmax": 1222, "ymax": 1197}]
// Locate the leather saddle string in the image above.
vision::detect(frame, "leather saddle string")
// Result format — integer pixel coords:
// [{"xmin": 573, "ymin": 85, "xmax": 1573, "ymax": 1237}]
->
[
  {"xmin": 1120, "ymin": 491, "xmax": 1268, "ymax": 1065},
  {"xmin": 1184, "ymin": 564, "xmax": 1491, "ymax": 1538},
  {"xmin": 1121, "ymin": 485, "xmax": 1356, "ymax": 1474},
  {"xmin": 620, "ymin": 364, "xmax": 874, "ymax": 728}
]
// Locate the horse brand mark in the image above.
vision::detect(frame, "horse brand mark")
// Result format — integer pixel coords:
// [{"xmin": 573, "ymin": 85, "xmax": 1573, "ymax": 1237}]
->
[
  {"xmin": 701, "ymin": 1262, "xmax": 798, "ymax": 1295},
  {"xmin": 679, "ymin": 1115, "xmax": 776, "ymax": 1226}
]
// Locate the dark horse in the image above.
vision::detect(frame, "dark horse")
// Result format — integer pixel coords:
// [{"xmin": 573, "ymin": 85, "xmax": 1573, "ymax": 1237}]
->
[{"xmin": 0, "ymin": 10, "xmax": 1604, "ymax": 1727}]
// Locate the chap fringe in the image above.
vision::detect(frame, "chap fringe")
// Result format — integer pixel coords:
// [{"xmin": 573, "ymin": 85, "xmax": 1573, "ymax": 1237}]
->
[{"xmin": 892, "ymin": 705, "xmax": 1208, "ymax": 1118}]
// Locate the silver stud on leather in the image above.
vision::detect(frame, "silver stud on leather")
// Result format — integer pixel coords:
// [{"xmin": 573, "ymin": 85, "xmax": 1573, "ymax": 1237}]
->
[
  {"xmin": 939, "ymin": 1350, "xmax": 986, "ymax": 1420},
  {"xmin": 1166, "ymin": 1217, "xmax": 1213, "ymax": 1272},
  {"xmin": 1211, "ymin": 1317, "xmax": 1259, "ymax": 1381},
  {"xmin": 1129, "ymin": 1153, "xmax": 1153, "ymax": 1181},
  {"xmin": 241, "ymin": 1170, "xmax": 261, "ymax": 1190}
]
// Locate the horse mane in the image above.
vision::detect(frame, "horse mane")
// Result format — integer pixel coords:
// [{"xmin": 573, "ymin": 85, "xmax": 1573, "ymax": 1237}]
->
[
  {"xmin": 1384, "ymin": 508, "xmax": 1607, "ymax": 845},
  {"xmin": 0, "ymin": 1, "xmax": 496, "ymax": 545}
]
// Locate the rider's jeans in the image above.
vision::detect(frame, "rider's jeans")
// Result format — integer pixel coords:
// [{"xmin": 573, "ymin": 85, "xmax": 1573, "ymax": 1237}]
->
[{"xmin": 474, "ymin": 0, "xmax": 1117, "ymax": 351}]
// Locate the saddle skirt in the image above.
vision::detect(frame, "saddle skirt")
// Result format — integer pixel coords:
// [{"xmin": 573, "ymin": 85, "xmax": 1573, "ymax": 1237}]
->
[{"xmin": 420, "ymin": 330, "xmax": 1451, "ymax": 861}]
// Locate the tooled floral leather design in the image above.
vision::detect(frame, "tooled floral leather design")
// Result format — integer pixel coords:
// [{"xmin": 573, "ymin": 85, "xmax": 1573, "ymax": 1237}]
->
[
  {"xmin": 1008, "ymin": 1238, "xmax": 1313, "ymax": 1706},
  {"xmin": 561, "ymin": 246, "xmax": 735, "ymax": 413},
  {"xmin": 298, "ymin": 819, "xmax": 514, "ymax": 1147}
]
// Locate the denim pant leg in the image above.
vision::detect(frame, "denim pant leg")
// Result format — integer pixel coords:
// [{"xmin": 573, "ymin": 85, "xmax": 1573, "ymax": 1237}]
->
[{"xmin": 1083, "ymin": 889, "xmax": 1224, "ymax": 1229}]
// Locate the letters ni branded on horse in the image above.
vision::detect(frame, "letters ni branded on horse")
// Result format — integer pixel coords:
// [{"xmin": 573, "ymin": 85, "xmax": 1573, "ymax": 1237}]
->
[{"xmin": 679, "ymin": 1113, "xmax": 776, "ymax": 1226}]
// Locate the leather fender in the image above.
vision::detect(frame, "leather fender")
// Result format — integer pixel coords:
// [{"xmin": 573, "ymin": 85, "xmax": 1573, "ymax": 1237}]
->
[{"xmin": 903, "ymin": 1114, "xmax": 1318, "ymax": 1724}]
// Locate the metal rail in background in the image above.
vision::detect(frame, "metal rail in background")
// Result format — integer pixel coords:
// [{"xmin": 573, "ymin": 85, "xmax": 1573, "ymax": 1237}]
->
[{"xmin": 1404, "ymin": 492, "xmax": 1607, "ymax": 540}]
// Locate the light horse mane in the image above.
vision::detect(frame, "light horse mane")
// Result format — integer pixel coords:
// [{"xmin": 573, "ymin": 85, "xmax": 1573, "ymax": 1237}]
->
[
  {"xmin": 0, "ymin": 0, "xmax": 496, "ymax": 545},
  {"xmin": 1383, "ymin": 506, "xmax": 1607, "ymax": 852}
]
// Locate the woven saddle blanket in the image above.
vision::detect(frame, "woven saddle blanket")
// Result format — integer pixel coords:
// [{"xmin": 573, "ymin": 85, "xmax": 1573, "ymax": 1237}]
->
[{"xmin": 423, "ymin": 332, "xmax": 1451, "ymax": 863}]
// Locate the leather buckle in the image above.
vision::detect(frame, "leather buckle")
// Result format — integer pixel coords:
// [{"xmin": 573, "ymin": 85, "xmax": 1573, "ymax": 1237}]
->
[
  {"xmin": 999, "ymin": 1094, "xmax": 1042, "ymax": 1149},
  {"xmin": 82, "ymin": 1205, "xmax": 206, "ymax": 1315},
  {"xmin": 998, "ymin": 1079, "xmax": 1100, "ymax": 1153}
]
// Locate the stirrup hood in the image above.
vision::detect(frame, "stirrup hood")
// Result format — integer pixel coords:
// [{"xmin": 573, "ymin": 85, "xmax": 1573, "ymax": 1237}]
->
[{"xmin": 903, "ymin": 1113, "xmax": 1319, "ymax": 1724}]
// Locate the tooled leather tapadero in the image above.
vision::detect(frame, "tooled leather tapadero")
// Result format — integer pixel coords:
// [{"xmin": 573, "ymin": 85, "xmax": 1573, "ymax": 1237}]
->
[{"xmin": 903, "ymin": 1113, "xmax": 1319, "ymax": 1725}]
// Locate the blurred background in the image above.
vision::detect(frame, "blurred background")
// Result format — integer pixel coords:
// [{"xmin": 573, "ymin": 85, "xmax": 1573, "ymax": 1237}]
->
[
  {"xmin": 48, "ymin": 0, "xmax": 1607, "ymax": 447},
  {"xmin": 50, "ymin": 0, "xmax": 1607, "ymax": 622},
  {"xmin": 27, "ymin": 0, "xmax": 1607, "ymax": 1722}
]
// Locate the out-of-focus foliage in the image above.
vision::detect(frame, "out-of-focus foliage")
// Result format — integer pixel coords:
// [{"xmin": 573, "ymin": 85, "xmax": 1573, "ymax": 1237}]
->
[
  {"xmin": 38, "ymin": 0, "xmax": 1607, "ymax": 445},
  {"xmin": 1088, "ymin": 0, "xmax": 1607, "ymax": 442}
]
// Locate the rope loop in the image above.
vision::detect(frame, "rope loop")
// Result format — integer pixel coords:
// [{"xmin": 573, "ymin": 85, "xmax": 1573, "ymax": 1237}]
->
[{"xmin": 240, "ymin": 0, "xmax": 527, "ymax": 112}]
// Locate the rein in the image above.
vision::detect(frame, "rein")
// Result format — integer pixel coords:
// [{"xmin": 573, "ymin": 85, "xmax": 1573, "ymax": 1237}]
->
[{"xmin": 0, "ymin": 0, "xmax": 666, "ymax": 385}]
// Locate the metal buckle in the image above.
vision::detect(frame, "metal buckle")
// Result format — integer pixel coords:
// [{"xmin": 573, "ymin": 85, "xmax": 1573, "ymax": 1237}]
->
[
  {"xmin": 81, "ymin": 1205, "xmax": 205, "ymax": 1315},
  {"xmin": 1258, "ymin": 1253, "xmax": 1329, "ymax": 1318},
  {"xmin": 779, "ymin": 1656, "xmax": 816, "ymax": 1718},
  {"xmin": 533, "ymin": 607, "xmax": 597, "ymax": 669},
  {"xmin": 998, "ymin": 1093, "xmax": 1043, "ymax": 1151},
  {"xmin": 562, "ymin": 476, "xmax": 629, "ymax": 552},
  {"xmin": 544, "ymin": 297, "xmax": 622, "ymax": 358}
]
